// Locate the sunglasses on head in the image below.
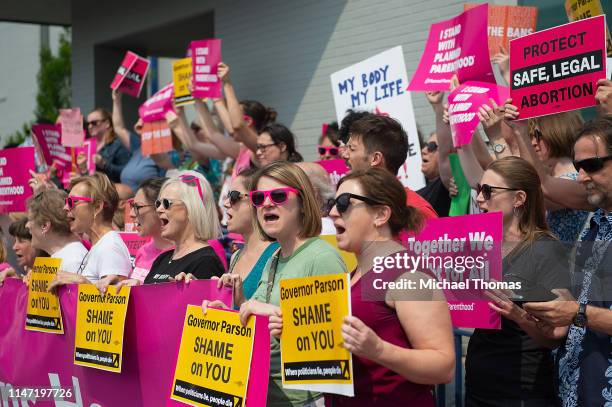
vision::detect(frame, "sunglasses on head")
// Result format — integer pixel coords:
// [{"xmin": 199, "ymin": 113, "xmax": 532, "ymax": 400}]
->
[
  {"xmin": 65, "ymin": 195, "xmax": 92, "ymax": 210},
  {"xmin": 249, "ymin": 187, "xmax": 299, "ymax": 207},
  {"xmin": 573, "ymin": 155, "xmax": 612, "ymax": 173},
  {"xmin": 476, "ymin": 183, "xmax": 518, "ymax": 201},
  {"xmin": 155, "ymin": 198, "xmax": 183, "ymax": 210},
  {"xmin": 424, "ymin": 141, "xmax": 438, "ymax": 152},
  {"xmin": 318, "ymin": 145, "xmax": 339, "ymax": 156},
  {"xmin": 327, "ymin": 193, "xmax": 383, "ymax": 214},
  {"xmin": 179, "ymin": 174, "xmax": 204, "ymax": 201},
  {"xmin": 227, "ymin": 190, "xmax": 247, "ymax": 206}
]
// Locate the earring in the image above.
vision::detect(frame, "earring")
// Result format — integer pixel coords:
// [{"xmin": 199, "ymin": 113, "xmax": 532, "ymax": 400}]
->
[{"xmin": 513, "ymin": 206, "xmax": 522, "ymax": 217}]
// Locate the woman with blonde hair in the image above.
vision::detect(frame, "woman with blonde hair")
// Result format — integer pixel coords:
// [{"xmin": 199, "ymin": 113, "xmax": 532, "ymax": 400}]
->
[
  {"xmin": 465, "ymin": 156, "xmax": 570, "ymax": 407},
  {"xmin": 144, "ymin": 171, "xmax": 224, "ymax": 283}
]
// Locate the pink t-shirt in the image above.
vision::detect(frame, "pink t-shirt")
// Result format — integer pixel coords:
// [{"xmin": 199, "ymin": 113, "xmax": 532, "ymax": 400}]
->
[{"xmin": 130, "ymin": 241, "xmax": 171, "ymax": 283}]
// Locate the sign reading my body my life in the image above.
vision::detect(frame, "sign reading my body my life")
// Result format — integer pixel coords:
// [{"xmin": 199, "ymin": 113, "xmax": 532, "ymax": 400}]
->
[
  {"xmin": 110, "ymin": 51, "xmax": 150, "ymax": 98},
  {"xmin": 510, "ymin": 15, "xmax": 607, "ymax": 120},
  {"xmin": 330, "ymin": 46, "xmax": 425, "ymax": 191},
  {"xmin": 74, "ymin": 285, "xmax": 131, "ymax": 373},
  {"xmin": 280, "ymin": 273, "xmax": 354, "ymax": 397},
  {"xmin": 408, "ymin": 3, "xmax": 494, "ymax": 91},
  {"xmin": 171, "ymin": 306, "xmax": 256, "ymax": 407},
  {"xmin": 0, "ymin": 146, "xmax": 35, "ymax": 213},
  {"xmin": 173, "ymin": 57, "xmax": 194, "ymax": 106},
  {"xmin": 448, "ymin": 81, "xmax": 509, "ymax": 147},
  {"xmin": 464, "ymin": 4, "xmax": 538, "ymax": 57},
  {"xmin": 190, "ymin": 39, "xmax": 222, "ymax": 99},
  {"xmin": 25, "ymin": 257, "xmax": 64, "ymax": 334}
]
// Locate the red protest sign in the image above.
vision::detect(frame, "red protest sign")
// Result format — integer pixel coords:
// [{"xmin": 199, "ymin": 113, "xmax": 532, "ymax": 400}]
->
[
  {"xmin": 58, "ymin": 108, "xmax": 84, "ymax": 147},
  {"xmin": 111, "ymin": 51, "xmax": 150, "ymax": 98},
  {"xmin": 141, "ymin": 121, "xmax": 173, "ymax": 156},
  {"xmin": 408, "ymin": 4, "xmax": 494, "ymax": 91},
  {"xmin": 465, "ymin": 4, "xmax": 538, "ymax": 57},
  {"xmin": 510, "ymin": 15, "xmax": 607, "ymax": 120},
  {"xmin": 190, "ymin": 39, "xmax": 222, "ymax": 99}
]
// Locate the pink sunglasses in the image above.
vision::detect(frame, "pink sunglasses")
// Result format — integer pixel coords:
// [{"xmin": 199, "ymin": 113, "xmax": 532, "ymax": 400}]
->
[
  {"xmin": 65, "ymin": 195, "xmax": 92, "ymax": 210},
  {"xmin": 249, "ymin": 187, "xmax": 299, "ymax": 207},
  {"xmin": 179, "ymin": 174, "xmax": 204, "ymax": 201}
]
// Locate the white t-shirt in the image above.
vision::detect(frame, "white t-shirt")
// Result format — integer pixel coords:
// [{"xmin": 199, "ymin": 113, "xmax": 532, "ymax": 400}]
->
[
  {"xmin": 52, "ymin": 241, "xmax": 88, "ymax": 275},
  {"xmin": 79, "ymin": 231, "xmax": 131, "ymax": 283}
]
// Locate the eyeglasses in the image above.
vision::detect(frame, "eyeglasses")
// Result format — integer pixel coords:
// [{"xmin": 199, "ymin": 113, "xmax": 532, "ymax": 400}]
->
[
  {"xmin": 318, "ymin": 146, "xmax": 339, "ymax": 156},
  {"xmin": 573, "ymin": 155, "xmax": 612, "ymax": 173},
  {"xmin": 250, "ymin": 187, "xmax": 299, "ymax": 207},
  {"xmin": 179, "ymin": 174, "xmax": 204, "ymax": 201},
  {"xmin": 327, "ymin": 193, "xmax": 383, "ymax": 214},
  {"xmin": 129, "ymin": 199, "xmax": 154, "ymax": 215},
  {"xmin": 226, "ymin": 190, "xmax": 247, "ymax": 206},
  {"xmin": 424, "ymin": 141, "xmax": 438, "ymax": 152},
  {"xmin": 256, "ymin": 143, "xmax": 277, "ymax": 152},
  {"xmin": 476, "ymin": 183, "xmax": 519, "ymax": 200},
  {"xmin": 65, "ymin": 195, "xmax": 92, "ymax": 210},
  {"xmin": 155, "ymin": 198, "xmax": 183, "ymax": 210},
  {"xmin": 86, "ymin": 119, "xmax": 106, "ymax": 127}
]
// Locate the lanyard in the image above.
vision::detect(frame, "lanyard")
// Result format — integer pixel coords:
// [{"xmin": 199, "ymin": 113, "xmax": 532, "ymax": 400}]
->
[{"xmin": 265, "ymin": 250, "xmax": 281, "ymax": 303}]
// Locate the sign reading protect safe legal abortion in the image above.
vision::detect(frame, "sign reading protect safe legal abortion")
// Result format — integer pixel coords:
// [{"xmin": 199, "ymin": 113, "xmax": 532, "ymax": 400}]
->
[
  {"xmin": 74, "ymin": 285, "xmax": 130, "ymax": 373},
  {"xmin": 171, "ymin": 306, "xmax": 255, "ymax": 407},
  {"xmin": 280, "ymin": 274, "xmax": 353, "ymax": 397},
  {"xmin": 0, "ymin": 146, "xmax": 35, "ymax": 213},
  {"xmin": 510, "ymin": 15, "xmax": 607, "ymax": 119},
  {"xmin": 25, "ymin": 257, "xmax": 63, "ymax": 333}
]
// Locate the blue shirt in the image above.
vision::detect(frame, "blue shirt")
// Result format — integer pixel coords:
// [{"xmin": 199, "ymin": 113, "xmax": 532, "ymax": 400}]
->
[
  {"xmin": 98, "ymin": 137, "xmax": 131, "ymax": 183},
  {"xmin": 120, "ymin": 133, "xmax": 165, "ymax": 191},
  {"xmin": 556, "ymin": 209, "xmax": 612, "ymax": 407}
]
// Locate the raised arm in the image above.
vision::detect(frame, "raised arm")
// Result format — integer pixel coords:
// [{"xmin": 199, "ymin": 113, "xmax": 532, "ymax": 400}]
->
[
  {"xmin": 212, "ymin": 98, "xmax": 234, "ymax": 135},
  {"xmin": 194, "ymin": 98, "xmax": 240, "ymax": 159},
  {"xmin": 167, "ymin": 106, "xmax": 227, "ymax": 162},
  {"xmin": 111, "ymin": 90, "xmax": 131, "ymax": 150},
  {"xmin": 426, "ymin": 91, "xmax": 452, "ymax": 189}
]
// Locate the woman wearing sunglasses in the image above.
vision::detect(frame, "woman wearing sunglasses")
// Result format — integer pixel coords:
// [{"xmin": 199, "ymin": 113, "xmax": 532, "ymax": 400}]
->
[
  {"xmin": 256, "ymin": 123, "xmax": 303, "ymax": 167},
  {"xmin": 318, "ymin": 122, "xmax": 341, "ymax": 161},
  {"xmin": 323, "ymin": 167, "xmax": 454, "ymax": 406},
  {"xmin": 465, "ymin": 156, "xmax": 570, "ymax": 407},
  {"xmin": 207, "ymin": 162, "xmax": 346, "ymax": 406},
  {"xmin": 48, "ymin": 173, "xmax": 131, "ymax": 293},
  {"xmin": 144, "ymin": 171, "xmax": 224, "ymax": 284}
]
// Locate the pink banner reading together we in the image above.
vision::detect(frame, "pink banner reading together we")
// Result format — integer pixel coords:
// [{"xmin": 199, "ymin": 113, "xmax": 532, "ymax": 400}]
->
[
  {"xmin": 0, "ymin": 279, "xmax": 270, "ymax": 406},
  {"xmin": 408, "ymin": 4, "xmax": 495, "ymax": 91}
]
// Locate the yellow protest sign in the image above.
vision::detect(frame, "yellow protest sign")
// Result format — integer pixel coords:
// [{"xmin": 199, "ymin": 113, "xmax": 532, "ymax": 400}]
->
[
  {"xmin": 565, "ymin": 0, "xmax": 612, "ymax": 56},
  {"xmin": 171, "ymin": 306, "xmax": 255, "ymax": 407},
  {"xmin": 173, "ymin": 57, "xmax": 194, "ymax": 106},
  {"xmin": 280, "ymin": 273, "xmax": 353, "ymax": 396},
  {"xmin": 320, "ymin": 235, "xmax": 357, "ymax": 272},
  {"xmin": 25, "ymin": 257, "xmax": 63, "ymax": 334},
  {"xmin": 73, "ymin": 284, "xmax": 130, "ymax": 373}
]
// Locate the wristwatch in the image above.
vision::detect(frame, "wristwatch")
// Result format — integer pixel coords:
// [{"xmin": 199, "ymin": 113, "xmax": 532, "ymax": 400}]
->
[
  {"xmin": 493, "ymin": 143, "xmax": 507, "ymax": 154},
  {"xmin": 572, "ymin": 303, "xmax": 588, "ymax": 327}
]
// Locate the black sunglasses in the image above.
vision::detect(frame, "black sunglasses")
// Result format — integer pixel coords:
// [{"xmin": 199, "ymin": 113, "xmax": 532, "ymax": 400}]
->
[
  {"xmin": 154, "ymin": 198, "xmax": 182, "ymax": 210},
  {"xmin": 425, "ymin": 141, "xmax": 438, "ymax": 152},
  {"xmin": 573, "ymin": 155, "xmax": 612, "ymax": 173},
  {"xmin": 318, "ymin": 146, "xmax": 339, "ymax": 156},
  {"xmin": 476, "ymin": 183, "xmax": 518, "ymax": 201},
  {"xmin": 226, "ymin": 190, "xmax": 246, "ymax": 205},
  {"xmin": 87, "ymin": 119, "xmax": 107, "ymax": 127},
  {"xmin": 327, "ymin": 193, "xmax": 383, "ymax": 214}
]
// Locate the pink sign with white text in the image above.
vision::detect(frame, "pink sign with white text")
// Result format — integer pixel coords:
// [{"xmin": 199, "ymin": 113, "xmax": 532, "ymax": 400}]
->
[
  {"xmin": 0, "ymin": 147, "xmax": 35, "ymax": 213},
  {"xmin": 408, "ymin": 4, "xmax": 495, "ymax": 91},
  {"xmin": 448, "ymin": 81, "xmax": 509, "ymax": 147},
  {"xmin": 315, "ymin": 159, "xmax": 350, "ymax": 188},
  {"xmin": 139, "ymin": 83, "xmax": 175, "ymax": 123},
  {"xmin": 412, "ymin": 212, "xmax": 503, "ymax": 329},
  {"xmin": 190, "ymin": 39, "xmax": 222, "ymax": 99},
  {"xmin": 59, "ymin": 108, "xmax": 85, "ymax": 147},
  {"xmin": 111, "ymin": 51, "xmax": 150, "ymax": 98},
  {"xmin": 509, "ymin": 15, "xmax": 607, "ymax": 119},
  {"xmin": 60, "ymin": 138, "xmax": 96, "ymax": 188}
]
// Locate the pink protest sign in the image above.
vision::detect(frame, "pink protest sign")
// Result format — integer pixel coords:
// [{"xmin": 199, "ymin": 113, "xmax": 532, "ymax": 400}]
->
[
  {"xmin": 119, "ymin": 232, "xmax": 151, "ymax": 268},
  {"xmin": 0, "ymin": 278, "xmax": 270, "ymax": 407},
  {"xmin": 315, "ymin": 159, "xmax": 350, "ymax": 188},
  {"xmin": 59, "ymin": 108, "xmax": 85, "ymax": 147},
  {"xmin": 139, "ymin": 83, "xmax": 175, "ymax": 123},
  {"xmin": 448, "ymin": 81, "xmax": 509, "ymax": 147},
  {"xmin": 408, "ymin": 4, "xmax": 494, "ymax": 91},
  {"xmin": 111, "ymin": 51, "xmax": 150, "ymax": 98},
  {"xmin": 0, "ymin": 147, "xmax": 35, "ymax": 213},
  {"xmin": 190, "ymin": 39, "xmax": 222, "ymax": 99},
  {"xmin": 61, "ymin": 138, "xmax": 96, "ymax": 187},
  {"xmin": 510, "ymin": 15, "xmax": 607, "ymax": 119},
  {"xmin": 409, "ymin": 212, "xmax": 503, "ymax": 329}
]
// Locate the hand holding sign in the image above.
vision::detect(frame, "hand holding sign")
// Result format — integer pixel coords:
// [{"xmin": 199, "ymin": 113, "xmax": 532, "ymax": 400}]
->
[
  {"xmin": 341, "ymin": 316, "xmax": 384, "ymax": 360},
  {"xmin": 596, "ymin": 78, "xmax": 612, "ymax": 115}
]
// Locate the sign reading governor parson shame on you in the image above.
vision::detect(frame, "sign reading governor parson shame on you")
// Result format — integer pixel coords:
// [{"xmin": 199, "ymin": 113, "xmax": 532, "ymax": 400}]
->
[{"xmin": 510, "ymin": 15, "xmax": 607, "ymax": 120}]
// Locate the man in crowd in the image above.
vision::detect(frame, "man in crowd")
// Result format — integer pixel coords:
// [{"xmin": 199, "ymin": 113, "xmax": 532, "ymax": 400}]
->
[
  {"xmin": 524, "ymin": 116, "xmax": 612, "ymax": 406},
  {"xmin": 417, "ymin": 132, "xmax": 450, "ymax": 217}
]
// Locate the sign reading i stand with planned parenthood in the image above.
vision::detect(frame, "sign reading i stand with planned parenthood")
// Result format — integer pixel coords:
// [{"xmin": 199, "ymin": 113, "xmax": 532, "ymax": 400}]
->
[{"xmin": 510, "ymin": 15, "xmax": 607, "ymax": 119}]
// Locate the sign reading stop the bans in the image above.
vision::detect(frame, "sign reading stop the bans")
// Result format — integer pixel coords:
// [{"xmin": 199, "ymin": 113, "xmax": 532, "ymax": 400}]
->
[
  {"xmin": 74, "ymin": 285, "xmax": 130, "ymax": 373},
  {"xmin": 25, "ymin": 257, "xmax": 63, "ymax": 334},
  {"xmin": 171, "ymin": 306, "xmax": 255, "ymax": 407},
  {"xmin": 280, "ymin": 273, "xmax": 353, "ymax": 397}
]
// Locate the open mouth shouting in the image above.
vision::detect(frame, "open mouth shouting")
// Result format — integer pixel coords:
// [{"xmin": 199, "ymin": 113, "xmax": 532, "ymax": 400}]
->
[{"xmin": 263, "ymin": 212, "xmax": 280, "ymax": 224}]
